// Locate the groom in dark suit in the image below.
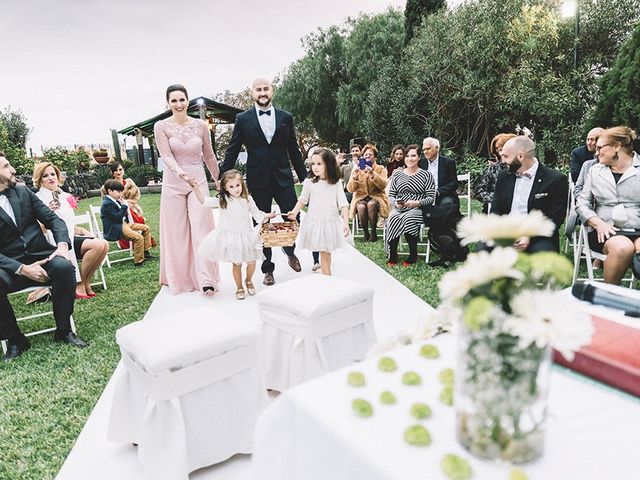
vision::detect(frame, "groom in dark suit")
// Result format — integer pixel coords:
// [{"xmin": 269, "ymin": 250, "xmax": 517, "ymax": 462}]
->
[
  {"xmin": 222, "ymin": 78, "xmax": 307, "ymax": 286},
  {"xmin": 491, "ymin": 136, "xmax": 568, "ymax": 252},
  {"xmin": 0, "ymin": 153, "xmax": 86, "ymax": 361}
]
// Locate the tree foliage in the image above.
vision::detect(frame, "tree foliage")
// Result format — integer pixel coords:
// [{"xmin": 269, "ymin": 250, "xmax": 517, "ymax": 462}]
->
[
  {"xmin": 404, "ymin": 0, "xmax": 446, "ymax": 45},
  {"xmin": 589, "ymin": 22, "xmax": 640, "ymax": 132},
  {"xmin": 0, "ymin": 112, "xmax": 30, "ymax": 175},
  {"xmin": 0, "ymin": 107, "xmax": 31, "ymax": 148}
]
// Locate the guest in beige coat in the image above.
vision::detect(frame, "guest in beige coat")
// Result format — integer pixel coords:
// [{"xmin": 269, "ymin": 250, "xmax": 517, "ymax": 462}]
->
[{"xmin": 347, "ymin": 144, "xmax": 390, "ymax": 242}]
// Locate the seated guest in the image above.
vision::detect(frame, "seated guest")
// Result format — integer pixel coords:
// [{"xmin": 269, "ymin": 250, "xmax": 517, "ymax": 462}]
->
[
  {"xmin": 101, "ymin": 161, "xmax": 155, "ymax": 250},
  {"xmin": 491, "ymin": 136, "xmax": 568, "ymax": 252},
  {"xmin": 419, "ymin": 137, "xmax": 458, "ymax": 206},
  {"xmin": 570, "ymin": 127, "xmax": 604, "ymax": 183},
  {"xmin": 340, "ymin": 142, "xmax": 362, "ymax": 204},
  {"xmin": 347, "ymin": 144, "xmax": 390, "ymax": 242},
  {"xmin": 0, "ymin": 152, "xmax": 87, "ymax": 362},
  {"xmin": 385, "ymin": 145, "xmax": 436, "ymax": 266},
  {"xmin": 386, "ymin": 144, "xmax": 406, "ymax": 177},
  {"xmin": 576, "ymin": 126, "xmax": 640, "ymax": 284},
  {"xmin": 33, "ymin": 162, "xmax": 109, "ymax": 299},
  {"xmin": 101, "ymin": 180, "xmax": 153, "ymax": 267},
  {"xmin": 475, "ymin": 133, "xmax": 516, "ymax": 213}
]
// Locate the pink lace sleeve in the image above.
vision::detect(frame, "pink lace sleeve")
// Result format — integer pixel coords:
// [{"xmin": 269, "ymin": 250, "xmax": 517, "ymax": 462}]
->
[
  {"xmin": 154, "ymin": 121, "xmax": 184, "ymax": 176},
  {"xmin": 200, "ymin": 121, "xmax": 219, "ymax": 180}
]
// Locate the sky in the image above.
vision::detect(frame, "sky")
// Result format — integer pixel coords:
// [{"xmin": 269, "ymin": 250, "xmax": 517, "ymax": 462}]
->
[{"xmin": 0, "ymin": 0, "xmax": 408, "ymax": 154}]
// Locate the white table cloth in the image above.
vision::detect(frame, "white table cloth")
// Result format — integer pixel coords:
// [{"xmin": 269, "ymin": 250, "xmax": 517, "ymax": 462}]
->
[
  {"xmin": 108, "ymin": 308, "xmax": 268, "ymax": 480},
  {"xmin": 252, "ymin": 333, "xmax": 640, "ymax": 480},
  {"xmin": 257, "ymin": 275, "xmax": 377, "ymax": 391}
]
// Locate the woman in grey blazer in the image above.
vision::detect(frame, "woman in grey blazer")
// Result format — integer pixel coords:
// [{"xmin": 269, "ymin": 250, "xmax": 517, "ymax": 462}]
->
[{"xmin": 576, "ymin": 126, "xmax": 640, "ymax": 284}]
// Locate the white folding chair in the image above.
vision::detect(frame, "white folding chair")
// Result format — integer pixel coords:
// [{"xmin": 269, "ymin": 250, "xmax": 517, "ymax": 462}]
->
[
  {"xmin": 572, "ymin": 224, "xmax": 635, "ymax": 287},
  {"xmin": 89, "ymin": 205, "xmax": 134, "ymax": 267},
  {"xmin": 75, "ymin": 211, "xmax": 107, "ymax": 290},
  {"xmin": 1, "ymin": 287, "xmax": 77, "ymax": 354},
  {"xmin": 564, "ymin": 177, "xmax": 577, "ymax": 257},
  {"xmin": 457, "ymin": 172, "xmax": 472, "ymax": 217}
]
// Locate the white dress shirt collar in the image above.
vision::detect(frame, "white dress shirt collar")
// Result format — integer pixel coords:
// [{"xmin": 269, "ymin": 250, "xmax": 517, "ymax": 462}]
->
[
  {"xmin": 510, "ymin": 159, "xmax": 539, "ymax": 216},
  {"xmin": 0, "ymin": 191, "xmax": 16, "ymax": 226},
  {"xmin": 255, "ymin": 105, "xmax": 276, "ymax": 143}
]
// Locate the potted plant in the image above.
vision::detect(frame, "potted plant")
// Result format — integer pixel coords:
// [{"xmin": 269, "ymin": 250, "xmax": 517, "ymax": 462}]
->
[{"xmin": 93, "ymin": 148, "xmax": 109, "ymax": 164}]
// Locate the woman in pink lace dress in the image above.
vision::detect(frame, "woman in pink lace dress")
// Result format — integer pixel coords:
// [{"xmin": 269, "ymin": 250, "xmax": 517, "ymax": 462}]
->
[{"xmin": 154, "ymin": 84, "xmax": 220, "ymax": 295}]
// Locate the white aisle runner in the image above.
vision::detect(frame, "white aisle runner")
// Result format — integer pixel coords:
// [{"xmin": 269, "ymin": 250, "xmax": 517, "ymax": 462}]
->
[{"xmin": 56, "ymin": 243, "xmax": 434, "ymax": 480}]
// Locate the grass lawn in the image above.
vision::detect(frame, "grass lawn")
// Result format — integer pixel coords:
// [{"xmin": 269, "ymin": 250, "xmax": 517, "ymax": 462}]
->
[{"xmin": 0, "ymin": 191, "xmax": 524, "ymax": 479}]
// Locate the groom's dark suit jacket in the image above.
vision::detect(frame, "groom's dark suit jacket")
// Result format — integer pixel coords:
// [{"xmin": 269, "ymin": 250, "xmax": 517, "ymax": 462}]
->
[
  {"xmin": 221, "ymin": 107, "xmax": 307, "ymax": 190},
  {"xmin": 0, "ymin": 184, "xmax": 70, "ymax": 287},
  {"xmin": 491, "ymin": 164, "xmax": 568, "ymax": 250}
]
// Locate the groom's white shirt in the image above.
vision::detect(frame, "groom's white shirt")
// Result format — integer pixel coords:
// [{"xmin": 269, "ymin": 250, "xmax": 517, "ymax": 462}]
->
[{"xmin": 255, "ymin": 104, "xmax": 275, "ymax": 144}]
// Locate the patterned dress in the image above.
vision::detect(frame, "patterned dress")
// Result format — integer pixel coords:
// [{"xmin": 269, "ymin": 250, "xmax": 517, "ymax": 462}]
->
[{"xmin": 384, "ymin": 169, "xmax": 436, "ymax": 253}]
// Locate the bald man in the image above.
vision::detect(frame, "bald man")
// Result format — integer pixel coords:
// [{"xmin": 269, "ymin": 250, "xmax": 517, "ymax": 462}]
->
[
  {"xmin": 221, "ymin": 78, "xmax": 307, "ymax": 286},
  {"xmin": 570, "ymin": 127, "xmax": 604, "ymax": 183},
  {"xmin": 491, "ymin": 136, "xmax": 568, "ymax": 252}
]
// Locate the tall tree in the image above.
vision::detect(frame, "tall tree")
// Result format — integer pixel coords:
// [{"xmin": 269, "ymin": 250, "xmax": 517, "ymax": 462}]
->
[
  {"xmin": 589, "ymin": 23, "xmax": 640, "ymax": 132},
  {"xmin": 404, "ymin": 0, "xmax": 446, "ymax": 45},
  {"xmin": 0, "ymin": 107, "xmax": 31, "ymax": 148}
]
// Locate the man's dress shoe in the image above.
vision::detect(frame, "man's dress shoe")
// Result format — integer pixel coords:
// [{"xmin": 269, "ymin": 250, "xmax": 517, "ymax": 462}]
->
[
  {"xmin": 287, "ymin": 254, "xmax": 302, "ymax": 272},
  {"xmin": 54, "ymin": 332, "xmax": 88, "ymax": 348},
  {"xmin": 3, "ymin": 339, "xmax": 31, "ymax": 362},
  {"xmin": 263, "ymin": 272, "xmax": 275, "ymax": 286}
]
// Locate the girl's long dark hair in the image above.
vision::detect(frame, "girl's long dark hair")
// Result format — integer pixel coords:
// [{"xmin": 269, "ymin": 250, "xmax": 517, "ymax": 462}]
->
[{"xmin": 308, "ymin": 148, "xmax": 340, "ymax": 184}]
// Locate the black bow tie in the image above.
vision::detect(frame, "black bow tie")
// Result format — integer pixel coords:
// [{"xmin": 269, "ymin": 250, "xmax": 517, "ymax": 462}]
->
[
  {"xmin": 515, "ymin": 172, "xmax": 532, "ymax": 179},
  {"xmin": 259, "ymin": 110, "xmax": 271, "ymax": 116},
  {"xmin": 0, "ymin": 189, "xmax": 11, "ymax": 198}
]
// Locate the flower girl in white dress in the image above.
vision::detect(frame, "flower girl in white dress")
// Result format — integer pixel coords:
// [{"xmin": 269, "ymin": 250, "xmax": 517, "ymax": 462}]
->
[
  {"xmin": 288, "ymin": 148, "xmax": 350, "ymax": 275},
  {"xmin": 190, "ymin": 170, "xmax": 275, "ymax": 299}
]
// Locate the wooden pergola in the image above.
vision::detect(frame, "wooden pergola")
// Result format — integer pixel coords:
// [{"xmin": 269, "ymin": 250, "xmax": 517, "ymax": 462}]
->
[{"xmin": 115, "ymin": 97, "xmax": 242, "ymax": 167}]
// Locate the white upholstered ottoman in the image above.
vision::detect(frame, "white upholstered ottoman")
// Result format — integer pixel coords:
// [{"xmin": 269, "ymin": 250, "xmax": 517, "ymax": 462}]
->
[
  {"xmin": 107, "ymin": 310, "xmax": 267, "ymax": 480},
  {"xmin": 257, "ymin": 275, "xmax": 377, "ymax": 391}
]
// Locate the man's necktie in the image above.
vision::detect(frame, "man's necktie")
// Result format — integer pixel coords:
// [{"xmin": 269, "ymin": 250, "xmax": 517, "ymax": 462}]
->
[{"xmin": 259, "ymin": 110, "xmax": 271, "ymax": 116}]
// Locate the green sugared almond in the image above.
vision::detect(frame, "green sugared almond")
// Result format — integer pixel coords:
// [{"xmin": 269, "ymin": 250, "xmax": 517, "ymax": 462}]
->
[
  {"xmin": 410, "ymin": 402, "xmax": 432, "ymax": 419},
  {"xmin": 352, "ymin": 398, "xmax": 373, "ymax": 417},
  {"xmin": 439, "ymin": 385, "xmax": 454, "ymax": 406},
  {"xmin": 509, "ymin": 468, "xmax": 529, "ymax": 480},
  {"xmin": 441, "ymin": 454, "xmax": 472, "ymax": 480},
  {"xmin": 402, "ymin": 371, "xmax": 422, "ymax": 385},
  {"xmin": 380, "ymin": 391, "xmax": 397, "ymax": 404},
  {"xmin": 403, "ymin": 425, "xmax": 431, "ymax": 446},
  {"xmin": 347, "ymin": 371, "xmax": 366, "ymax": 387},
  {"xmin": 377, "ymin": 356, "xmax": 398, "ymax": 372},
  {"xmin": 419, "ymin": 344, "xmax": 440, "ymax": 359},
  {"xmin": 438, "ymin": 367, "xmax": 455, "ymax": 385}
]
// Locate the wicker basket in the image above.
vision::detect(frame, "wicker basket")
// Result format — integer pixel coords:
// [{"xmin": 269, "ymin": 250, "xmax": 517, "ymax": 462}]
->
[{"xmin": 260, "ymin": 220, "xmax": 299, "ymax": 248}]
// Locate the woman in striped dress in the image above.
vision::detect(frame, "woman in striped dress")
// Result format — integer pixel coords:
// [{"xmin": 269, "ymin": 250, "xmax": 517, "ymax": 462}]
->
[{"xmin": 385, "ymin": 144, "xmax": 436, "ymax": 266}]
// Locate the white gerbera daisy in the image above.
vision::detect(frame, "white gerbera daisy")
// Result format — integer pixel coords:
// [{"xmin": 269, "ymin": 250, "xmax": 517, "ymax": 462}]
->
[
  {"xmin": 506, "ymin": 290, "xmax": 594, "ymax": 361},
  {"xmin": 439, "ymin": 247, "xmax": 523, "ymax": 301},
  {"xmin": 457, "ymin": 211, "xmax": 555, "ymax": 246}
]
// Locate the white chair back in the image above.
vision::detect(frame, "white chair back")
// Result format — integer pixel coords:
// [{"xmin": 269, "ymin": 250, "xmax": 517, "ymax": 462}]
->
[{"xmin": 457, "ymin": 173, "xmax": 471, "ymax": 216}]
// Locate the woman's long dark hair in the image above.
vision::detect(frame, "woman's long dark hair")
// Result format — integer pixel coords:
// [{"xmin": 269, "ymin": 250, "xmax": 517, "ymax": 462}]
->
[{"xmin": 308, "ymin": 148, "xmax": 340, "ymax": 184}]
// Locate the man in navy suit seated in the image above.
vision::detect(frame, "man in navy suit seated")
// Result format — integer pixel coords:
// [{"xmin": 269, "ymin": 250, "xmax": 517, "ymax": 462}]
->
[
  {"xmin": 491, "ymin": 136, "xmax": 568, "ymax": 252},
  {"xmin": 101, "ymin": 180, "xmax": 152, "ymax": 267},
  {"xmin": 0, "ymin": 152, "xmax": 87, "ymax": 362}
]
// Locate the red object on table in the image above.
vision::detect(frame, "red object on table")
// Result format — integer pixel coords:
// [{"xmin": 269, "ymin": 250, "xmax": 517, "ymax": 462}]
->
[{"xmin": 553, "ymin": 315, "xmax": 640, "ymax": 397}]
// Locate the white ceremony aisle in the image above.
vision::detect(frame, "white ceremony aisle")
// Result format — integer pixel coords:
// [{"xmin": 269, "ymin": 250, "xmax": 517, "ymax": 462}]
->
[{"xmin": 56, "ymin": 239, "xmax": 434, "ymax": 480}]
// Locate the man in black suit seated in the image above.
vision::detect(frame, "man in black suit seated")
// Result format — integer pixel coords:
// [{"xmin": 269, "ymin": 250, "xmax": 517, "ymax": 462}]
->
[
  {"xmin": 221, "ymin": 78, "xmax": 307, "ymax": 286},
  {"xmin": 419, "ymin": 137, "xmax": 459, "ymax": 206},
  {"xmin": 100, "ymin": 180, "xmax": 152, "ymax": 267},
  {"xmin": 0, "ymin": 152, "xmax": 86, "ymax": 362},
  {"xmin": 491, "ymin": 136, "xmax": 568, "ymax": 252},
  {"xmin": 569, "ymin": 127, "xmax": 604, "ymax": 183}
]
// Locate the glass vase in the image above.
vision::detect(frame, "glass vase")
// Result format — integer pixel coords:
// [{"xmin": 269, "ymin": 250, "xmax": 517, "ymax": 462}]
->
[{"xmin": 455, "ymin": 325, "xmax": 551, "ymax": 464}]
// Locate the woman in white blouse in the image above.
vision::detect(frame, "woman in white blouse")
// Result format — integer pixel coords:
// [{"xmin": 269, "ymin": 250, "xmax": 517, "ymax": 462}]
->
[{"xmin": 33, "ymin": 162, "xmax": 109, "ymax": 298}]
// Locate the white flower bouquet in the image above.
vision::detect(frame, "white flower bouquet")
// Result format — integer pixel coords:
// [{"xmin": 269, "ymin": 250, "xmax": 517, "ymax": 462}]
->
[{"xmin": 436, "ymin": 212, "xmax": 593, "ymax": 464}]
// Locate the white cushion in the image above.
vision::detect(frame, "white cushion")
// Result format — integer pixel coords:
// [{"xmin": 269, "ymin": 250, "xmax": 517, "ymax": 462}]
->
[
  {"xmin": 116, "ymin": 306, "xmax": 256, "ymax": 375},
  {"xmin": 257, "ymin": 275, "xmax": 373, "ymax": 319}
]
